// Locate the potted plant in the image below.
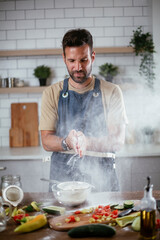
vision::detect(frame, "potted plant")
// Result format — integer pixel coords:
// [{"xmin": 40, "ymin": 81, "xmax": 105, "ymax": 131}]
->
[
  {"xmin": 99, "ymin": 63, "xmax": 119, "ymax": 82},
  {"xmin": 129, "ymin": 26, "xmax": 155, "ymax": 89},
  {"xmin": 33, "ymin": 65, "xmax": 51, "ymax": 86}
]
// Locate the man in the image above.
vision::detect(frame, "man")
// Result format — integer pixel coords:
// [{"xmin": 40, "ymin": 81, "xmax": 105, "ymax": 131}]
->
[{"xmin": 39, "ymin": 28, "xmax": 128, "ymax": 191}]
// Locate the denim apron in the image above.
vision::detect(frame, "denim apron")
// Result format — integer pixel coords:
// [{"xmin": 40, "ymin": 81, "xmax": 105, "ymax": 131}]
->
[{"xmin": 50, "ymin": 78, "xmax": 119, "ymax": 191}]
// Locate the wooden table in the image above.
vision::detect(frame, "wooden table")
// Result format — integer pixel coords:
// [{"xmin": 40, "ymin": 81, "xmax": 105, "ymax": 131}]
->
[{"xmin": 1, "ymin": 191, "xmax": 160, "ymax": 240}]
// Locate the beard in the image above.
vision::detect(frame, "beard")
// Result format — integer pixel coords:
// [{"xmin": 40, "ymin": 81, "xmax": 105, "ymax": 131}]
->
[{"xmin": 67, "ymin": 66, "xmax": 92, "ymax": 84}]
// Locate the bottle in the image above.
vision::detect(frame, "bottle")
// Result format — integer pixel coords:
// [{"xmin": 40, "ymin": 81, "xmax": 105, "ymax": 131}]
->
[{"xmin": 140, "ymin": 176, "xmax": 156, "ymax": 239}]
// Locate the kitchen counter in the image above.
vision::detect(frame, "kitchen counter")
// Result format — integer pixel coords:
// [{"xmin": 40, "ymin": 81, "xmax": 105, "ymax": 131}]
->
[
  {"xmin": 1, "ymin": 191, "xmax": 160, "ymax": 240},
  {"xmin": 0, "ymin": 143, "xmax": 160, "ymax": 160}
]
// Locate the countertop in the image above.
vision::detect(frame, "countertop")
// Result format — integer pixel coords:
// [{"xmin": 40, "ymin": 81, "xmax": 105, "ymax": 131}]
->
[
  {"xmin": 0, "ymin": 143, "xmax": 160, "ymax": 160},
  {"xmin": 1, "ymin": 191, "xmax": 160, "ymax": 240}
]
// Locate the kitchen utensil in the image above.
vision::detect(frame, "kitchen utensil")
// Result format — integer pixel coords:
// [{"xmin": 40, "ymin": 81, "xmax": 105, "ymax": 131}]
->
[
  {"xmin": 52, "ymin": 181, "xmax": 93, "ymax": 206},
  {"xmin": 4, "ymin": 78, "xmax": 16, "ymax": 88},
  {"xmin": 0, "ymin": 78, "xmax": 7, "ymax": 88},
  {"xmin": 40, "ymin": 178, "xmax": 59, "ymax": 185},
  {"xmin": 2, "ymin": 185, "xmax": 24, "ymax": 207},
  {"xmin": 118, "ymin": 204, "xmax": 141, "ymax": 217},
  {"xmin": 0, "ymin": 196, "xmax": 12, "ymax": 232},
  {"xmin": 9, "ymin": 103, "xmax": 39, "ymax": 147}
]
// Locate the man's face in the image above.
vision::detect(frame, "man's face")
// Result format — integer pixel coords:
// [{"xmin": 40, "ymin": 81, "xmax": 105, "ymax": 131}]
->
[{"xmin": 63, "ymin": 44, "xmax": 95, "ymax": 84}]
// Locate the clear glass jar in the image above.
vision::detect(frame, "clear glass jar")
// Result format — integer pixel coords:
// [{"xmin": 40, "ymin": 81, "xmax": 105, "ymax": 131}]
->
[{"xmin": 1, "ymin": 175, "xmax": 22, "ymax": 192}]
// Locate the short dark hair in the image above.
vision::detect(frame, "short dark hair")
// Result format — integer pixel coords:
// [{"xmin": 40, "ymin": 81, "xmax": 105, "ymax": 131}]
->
[{"xmin": 62, "ymin": 28, "xmax": 93, "ymax": 56}]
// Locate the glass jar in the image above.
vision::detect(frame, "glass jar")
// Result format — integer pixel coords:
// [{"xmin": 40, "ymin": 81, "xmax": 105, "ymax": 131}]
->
[{"xmin": 1, "ymin": 175, "xmax": 22, "ymax": 192}]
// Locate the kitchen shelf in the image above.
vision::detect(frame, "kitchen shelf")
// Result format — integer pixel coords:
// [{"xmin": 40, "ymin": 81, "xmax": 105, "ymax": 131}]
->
[
  {"xmin": 0, "ymin": 47, "xmax": 134, "ymax": 57},
  {"xmin": 0, "ymin": 86, "xmax": 46, "ymax": 94}
]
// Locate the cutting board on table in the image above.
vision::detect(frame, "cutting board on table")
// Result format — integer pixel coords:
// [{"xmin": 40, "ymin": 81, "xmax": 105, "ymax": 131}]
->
[
  {"xmin": 9, "ymin": 103, "xmax": 39, "ymax": 147},
  {"xmin": 49, "ymin": 212, "xmax": 117, "ymax": 231}
]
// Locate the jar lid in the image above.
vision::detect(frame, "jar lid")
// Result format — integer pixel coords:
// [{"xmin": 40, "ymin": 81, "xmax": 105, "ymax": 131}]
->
[{"xmin": 2, "ymin": 185, "xmax": 24, "ymax": 207}]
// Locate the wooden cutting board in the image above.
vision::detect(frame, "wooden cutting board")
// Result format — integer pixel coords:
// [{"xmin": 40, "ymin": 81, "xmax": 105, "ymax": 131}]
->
[
  {"xmin": 49, "ymin": 201, "xmax": 140, "ymax": 231},
  {"xmin": 9, "ymin": 103, "xmax": 39, "ymax": 147},
  {"xmin": 49, "ymin": 212, "xmax": 116, "ymax": 231}
]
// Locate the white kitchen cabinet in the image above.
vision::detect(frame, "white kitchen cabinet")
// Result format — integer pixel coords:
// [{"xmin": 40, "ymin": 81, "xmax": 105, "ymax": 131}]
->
[
  {"xmin": 116, "ymin": 156, "xmax": 160, "ymax": 192},
  {"xmin": 0, "ymin": 159, "xmax": 50, "ymax": 192}
]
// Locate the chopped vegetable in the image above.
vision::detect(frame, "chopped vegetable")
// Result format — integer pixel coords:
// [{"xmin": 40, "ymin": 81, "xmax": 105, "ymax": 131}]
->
[
  {"xmin": 31, "ymin": 201, "xmax": 40, "ymax": 211},
  {"xmin": 43, "ymin": 206, "xmax": 65, "ymax": 215},
  {"xmin": 156, "ymin": 219, "xmax": 160, "ymax": 229},
  {"xmin": 65, "ymin": 215, "xmax": 76, "ymax": 223},
  {"xmin": 132, "ymin": 216, "xmax": 140, "ymax": 231},
  {"xmin": 124, "ymin": 200, "xmax": 134, "ymax": 209},
  {"xmin": 12, "ymin": 207, "xmax": 18, "ymax": 217},
  {"xmin": 24, "ymin": 201, "xmax": 41, "ymax": 212},
  {"xmin": 116, "ymin": 212, "xmax": 140, "ymax": 227},
  {"xmin": 13, "ymin": 214, "xmax": 29, "ymax": 224},
  {"xmin": 14, "ymin": 214, "xmax": 47, "ymax": 233}
]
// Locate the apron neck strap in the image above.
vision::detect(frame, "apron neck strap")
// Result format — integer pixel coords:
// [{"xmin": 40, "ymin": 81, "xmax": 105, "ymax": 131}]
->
[
  {"xmin": 94, "ymin": 78, "xmax": 100, "ymax": 93},
  {"xmin": 63, "ymin": 78, "xmax": 69, "ymax": 93}
]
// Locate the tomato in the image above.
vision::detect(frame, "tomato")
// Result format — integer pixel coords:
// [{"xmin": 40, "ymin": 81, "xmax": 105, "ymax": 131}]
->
[
  {"xmin": 13, "ymin": 214, "xmax": 29, "ymax": 224},
  {"xmin": 112, "ymin": 210, "xmax": 118, "ymax": 215},
  {"xmin": 92, "ymin": 214, "xmax": 99, "ymax": 220},
  {"xmin": 74, "ymin": 210, "xmax": 81, "ymax": 214},
  {"xmin": 156, "ymin": 219, "xmax": 160, "ymax": 229}
]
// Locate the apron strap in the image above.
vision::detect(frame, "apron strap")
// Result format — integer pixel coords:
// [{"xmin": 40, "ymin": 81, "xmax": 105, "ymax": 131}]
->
[
  {"xmin": 93, "ymin": 78, "xmax": 101, "ymax": 97},
  {"xmin": 62, "ymin": 78, "xmax": 69, "ymax": 98}
]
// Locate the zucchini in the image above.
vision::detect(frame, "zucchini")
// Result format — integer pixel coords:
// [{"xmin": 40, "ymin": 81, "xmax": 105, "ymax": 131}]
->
[
  {"xmin": 43, "ymin": 206, "xmax": 65, "ymax": 215},
  {"xmin": 110, "ymin": 203, "xmax": 119, "ymax": 209},
  {"xmin": 124, "ymin": 200, "xmax": 134, "ymax": 209},
  {"xmin": 68, "ymin": 224, "xmax": 116, "ymax": 238},
  {"xmin": 114, "ymin": 205, "xmax": 124, "ymax": 210}
]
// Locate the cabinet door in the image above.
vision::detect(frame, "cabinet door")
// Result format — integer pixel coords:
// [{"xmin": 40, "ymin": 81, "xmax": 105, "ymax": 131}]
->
[{"xmin": 0, "ymin": 159, "xmax": 50, "ymax": 192}]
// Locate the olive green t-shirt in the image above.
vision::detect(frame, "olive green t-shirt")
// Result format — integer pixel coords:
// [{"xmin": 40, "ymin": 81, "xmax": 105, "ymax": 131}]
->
[{"xmin": 39, "ymin": 77, "xmax": 128, "ymax": 132}]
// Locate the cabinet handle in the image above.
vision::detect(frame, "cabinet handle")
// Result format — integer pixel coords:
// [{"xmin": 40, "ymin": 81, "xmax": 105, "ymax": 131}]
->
[{"xmin": 0, "ymin": 167, "xmax": 7, "ymax": 170}]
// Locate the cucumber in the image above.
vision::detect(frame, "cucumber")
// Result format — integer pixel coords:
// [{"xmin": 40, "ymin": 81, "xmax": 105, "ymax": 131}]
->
[
  {"xmin": 114, "ymin": 205, "xmax": 124, "ymax": 210},
  {"xmin": 124, "ymin": 200, "xmax": 134, "ymax": 209},
  {"xmin": 68, "ymin": 224, "xmax": 116, "ymax": 238},
  {"xmin": 43, "ymin": 206, "xmax": 65, "ymax": 215},
  {"xmin": 110, "ymin": 203, "xmax": 119, "ymax": 209}
]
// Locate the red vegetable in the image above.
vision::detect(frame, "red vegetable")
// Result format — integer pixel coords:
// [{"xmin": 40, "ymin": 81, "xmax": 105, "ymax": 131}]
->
[
  {"xmin": 74, "ymin": 210, "xmax": 81, "ymax": 214},
  {"xmin": 66, "ymin": 215, "xmax": 76, "ymax": 223},
  {"xmin": 13, "ymin": 214, "xmax": 29, "ymax": 224},
  {"xmin": 156, "ymin": 219, "xmax": 160, "ymax": 229}
]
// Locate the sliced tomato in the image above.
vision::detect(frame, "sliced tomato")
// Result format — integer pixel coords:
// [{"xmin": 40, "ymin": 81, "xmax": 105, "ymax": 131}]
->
[
  {"xmin": 74, "ymin": 210, "xmax": 81, "ymax": 214},
  {"xmin": 92, "ymin": 214, "xmax": 99, "ymax": 220},
  {"xmin": 112, "ymin": 209, "xmax": 118, "ymax": 215}
]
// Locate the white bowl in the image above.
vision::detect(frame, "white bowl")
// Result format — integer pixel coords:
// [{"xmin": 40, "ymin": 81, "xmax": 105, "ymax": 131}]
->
[{"xmin": 52, "ymin": 181, "xmax": 92, "ymax": 206}]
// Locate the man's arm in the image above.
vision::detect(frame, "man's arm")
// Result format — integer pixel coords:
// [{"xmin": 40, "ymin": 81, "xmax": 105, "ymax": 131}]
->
[
  {"xmin": 41, "ymin": 130, "xmax": 63, "ymax": 152},
  {"xmin": 41, "ymin": 129, "xmax": 81, "ymax": 153}
]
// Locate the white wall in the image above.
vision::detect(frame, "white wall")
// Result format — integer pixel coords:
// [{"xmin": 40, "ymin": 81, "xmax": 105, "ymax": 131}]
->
[{"xmin": 0, "ymin": 0, "xmax": 159, "ymax": 147}]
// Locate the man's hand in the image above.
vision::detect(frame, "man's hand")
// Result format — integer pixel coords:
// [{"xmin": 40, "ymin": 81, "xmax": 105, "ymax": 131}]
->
[{"xmin": 66, "ymin": 130, "xmax": 87, "ymax": 157}]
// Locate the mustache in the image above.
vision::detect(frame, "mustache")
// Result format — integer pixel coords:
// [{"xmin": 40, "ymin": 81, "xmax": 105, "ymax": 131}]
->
[{"xmin": 73, "ymin": 70, "xmax": 85, "ymax": 73}]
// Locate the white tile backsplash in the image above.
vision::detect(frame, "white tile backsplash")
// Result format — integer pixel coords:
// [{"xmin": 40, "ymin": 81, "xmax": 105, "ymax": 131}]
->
[
  {"xmin": 0, "ymin": 1, "xmax": 15, "ymax": 11},
  {"xmin": 16, "ymin": 0, "xmax": 34, "ymax": 10},
  {"xmin": 6, "ymin": 10, "xmax": 25, "ymax": 20},
  {"xmin": 0, "ymin": 21, "xmax": 15, "ymax": 30}
]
